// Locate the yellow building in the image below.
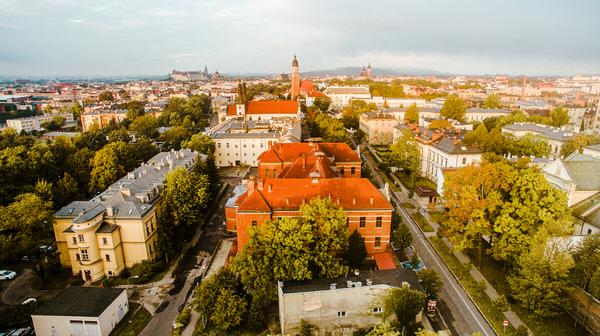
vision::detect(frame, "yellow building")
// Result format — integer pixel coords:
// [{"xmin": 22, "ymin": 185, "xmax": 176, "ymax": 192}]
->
[{"xmin": 53, "ymin": 149, "xmax": 201, "ymax": 282}]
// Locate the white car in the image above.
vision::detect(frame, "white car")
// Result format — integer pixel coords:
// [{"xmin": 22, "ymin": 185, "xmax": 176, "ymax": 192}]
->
[{"xmin": 0, "ymin": 270, "xmax": 16, "ymax": 280}]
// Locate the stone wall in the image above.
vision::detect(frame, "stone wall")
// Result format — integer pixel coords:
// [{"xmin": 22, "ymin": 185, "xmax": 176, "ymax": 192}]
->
[{"xmin": 567, "ymin": 286, "xmax": 600, "ymax": 335}]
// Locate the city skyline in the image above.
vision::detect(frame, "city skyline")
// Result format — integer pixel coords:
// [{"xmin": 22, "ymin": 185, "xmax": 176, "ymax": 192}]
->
[{"xmin": 1, "ymin": 0, "xmax": 600, "ymax": 77}]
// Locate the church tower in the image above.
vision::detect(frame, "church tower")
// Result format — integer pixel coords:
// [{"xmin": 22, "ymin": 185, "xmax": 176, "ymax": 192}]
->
[
  {"xmin": 366, "ymin": 62, "xmax": 372, "ymax": 79},
  {"xmin": 291, "ymin": 55, "xmax": 300, "ymax": 100}
]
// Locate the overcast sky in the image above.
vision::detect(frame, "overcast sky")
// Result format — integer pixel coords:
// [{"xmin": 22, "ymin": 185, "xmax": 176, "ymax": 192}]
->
[{"xmin": 1, "ymin": 0, "xmax": 599, "ymax": 76}]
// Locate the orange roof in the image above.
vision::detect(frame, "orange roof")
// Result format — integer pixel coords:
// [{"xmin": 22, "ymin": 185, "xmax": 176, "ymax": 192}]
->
[
  {"xmin": 226, "ymin": 100, "xmax": 298, "ymax": 116},
  {"xmin": 299, "ymin": 79, "xmax": 315, "ymax": 93},
  {"xmin": 257, "ymin": 142, "xmax": 360, "ymax": 163},
  {"xmin": 278, "ymin": 155, "xmax": 337, "ymax": 178},
  {"xmin": 236, "ymin": 178, "xmax": 393, "ymax": 212},
  {"xmin": 373, "ymin": 252, "xmax": 397, "ymax": 270}
]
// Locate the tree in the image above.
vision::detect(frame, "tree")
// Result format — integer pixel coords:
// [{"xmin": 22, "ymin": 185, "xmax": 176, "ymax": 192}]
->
[
  {"xmin": 232, "ymin": 197, "xmax": 348, "ymax": 304},
  {"xmin": 482, "ymin": 94, "xmax": 501, "ymax": 109},
  {"xmin": 124, "ymin": 100, "xmax": 146, "ymax": 120},
  {"xmin": 98, "ymin": 91, "xmax": 114, "ymax": 101},
  {"xmin": 366, "ymin": 322, "xmax": 400, "ymax": 336},
  {"xmin": 299, "ymin": 319, "xmax": 311, "ymax": 336},
  {"xmin": 55, "ymin": 173, "xmax": 79, "ymax": 208},
  {"xmin": 89, "ymin": 143, "xmax": 127, "ymax": 193},
  {"xmin": 392, "ymin": 224, "xmax": 412, "ymax": 251},
  {"xmin": 41, "ymin": 115, "xmax": 65, "ymax": 131},
  {"xmin": 417, "ymin": 269, "xmax": 442, "ymax": 297},
  {"xmin": 427, "ymin": 119, "xmax": 452, "ymax": 130},
  {"xmin": 210, "ymin": 288, "xmax": 247, "ymax": 331},
  {"xmin": 341, "ymin": 100, "xmax": 377, "ymax": 129},
  {"xmin": 508, "ymin": 230, "xmax": 573, "ymax": 317},
  {"xmin": 129, "ymin": 114, "xmax": 159, "ymax": 139},
  {"xmin": 313, "ymin": 96, "xmax": 331, "ymax": 112},
  {"xmin": 379, "ymin": 286, "xmax": 426, "ymax": 331},
  {"xmin": 571, "ymin": 234, "xmax": 600, "ymax": 291},
  {"xmin": 463, "ymin": 124, "xmax": 489, "ymax": 148},
  {"xmin": 158, "ymin": 126, "xmax": 190, "ymax": 150},
  {"xmin": 440, "ymin": 94, "xmax": 467, "ymax": 122},
  {"xmin": 505, "ymin": 134, "xmax": 551, "ymax": 158},
  {"xmin": 404, "ymin": 103, "xmax": 419, "ymax": 123},
  {"xmin": 182, "ymin": 133, "xmax": 215, "ymax": 154},
  {"xmin": 549, "ymin": 106, "xmax": 570, "ymax": 127},
  {"xmin": 163, "ymin": 167, "xmax": 210, "ymax": 228},
  {"xmin": 0, "ymin": 193, "xmax": 53, "ymax": 262},
  {"xmin": 388, "ymin": 130, "xmax": 420, "ymax": 182},
  {"xmin": 344, "ymin": 230, "xmax": 367, "ymax": 269},
  {"xmin": 561, "ymin": 134, "xmax": 600, "ymax": 157},
  {"xmin": 415, "ymin": 330, "xmax": 437, "ymax": 336}
]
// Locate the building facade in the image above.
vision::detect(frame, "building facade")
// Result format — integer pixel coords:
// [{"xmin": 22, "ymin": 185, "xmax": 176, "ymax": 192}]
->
[
  {"xmin": 225, "ymin": 177, "xmax": 393, "ymax": 254},
  {"xmin": 53, "ymin": 149, "xmax": 201, "ymax": 281},
  {"xmin": 359, "ymin": 112, "xmax": 397, "ymax": 145},
  {"xmin": 291, "ymin": 55, "xmax": 300, "ymax": 100},
  {"xmin": 277, "ymin": 269, "xmax": 421, "ymax": 336},
  {"xmin": 324, "ymin": 86, "xmax": 372, "ymax": 109},
  {"xmin": 6, "ymin": 112, "xmax": 74, "ymax": 133},
  {"xmin": 502, "ymin": 122, "xmax": 574, "ymax": 156}
]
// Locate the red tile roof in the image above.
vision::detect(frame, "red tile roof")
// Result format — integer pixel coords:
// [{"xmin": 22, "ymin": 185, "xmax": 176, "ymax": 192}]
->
[
  {"xmin": 226, "ymin": 100, "xmax": 299, "ymax": 116},
  {"xmin": 257, "ymin": 142, "xmax": 360, "ymax": 163},
  {"xmin": 374, "ymin": 252, "xmax": 397, "ymax": 270},
  {"xmin": 278, "ymin": 155, "xmax": 336, "ymax": 178},
  {"xmin": 236, "ymin": 178, "xmax": 392, "ymax": 212}
]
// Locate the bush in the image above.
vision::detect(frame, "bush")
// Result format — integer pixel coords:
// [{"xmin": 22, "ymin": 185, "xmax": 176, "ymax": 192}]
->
[
  {"xmin": 129, "ymin": 260, "xmax": 166, "ymax": 284},
  {"xmin": 299, "ymin": 319, "xmax": 311, "ymax": 336},
  {"xmin": 69, "ymin": 276, "xmax": 84, "ymax": 286}
]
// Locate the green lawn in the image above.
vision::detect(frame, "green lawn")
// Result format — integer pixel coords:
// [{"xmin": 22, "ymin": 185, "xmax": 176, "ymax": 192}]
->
[
  {"xmin": 411, "ymin": 212, "xmax": 434, "ymax": 232},
  {"xmin": 110, "ymin": 303, "xmax": 151, "ymax": 336}
]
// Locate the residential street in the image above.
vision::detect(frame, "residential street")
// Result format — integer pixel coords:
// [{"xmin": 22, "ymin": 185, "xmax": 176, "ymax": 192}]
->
[
  {"xmin": 361, "ymin": 151, "xmax": 497, "ymax": 336},
  {"xmin": 138, "ymin": 179, "xmax": 235, "ymax": 336}
]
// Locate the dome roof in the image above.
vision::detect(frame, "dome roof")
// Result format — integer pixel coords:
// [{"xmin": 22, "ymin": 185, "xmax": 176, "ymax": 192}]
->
[{"xmin": 292, "ymin": 55, "xmax": 298, "ymax": 67}]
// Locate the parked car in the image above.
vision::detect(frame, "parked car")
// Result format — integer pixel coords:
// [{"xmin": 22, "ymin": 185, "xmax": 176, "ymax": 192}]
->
[
  {"xmin": 400, "ymin": 260, "xmax": 426, "ymax": 272},
  {"xmin": 21, "ymin": 298, "xmax": 37, "ymax": 305},
  {"xmin": 0, "ymin": 270, "xmax": 17, "ymax": 280}
]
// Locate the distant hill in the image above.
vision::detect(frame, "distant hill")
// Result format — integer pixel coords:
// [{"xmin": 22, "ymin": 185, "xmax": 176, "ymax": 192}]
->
[{"xmin": 301, "ymin": 66, "xmax": 448, "ymax": 77}]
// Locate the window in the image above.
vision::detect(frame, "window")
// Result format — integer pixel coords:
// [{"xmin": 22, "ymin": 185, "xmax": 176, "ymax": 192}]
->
[
  {"xmin": 151, "ymin": 221, "xmax": 154, "ymax": 231},
  {"xmin": 102, "ymin": 237, "xmax": 108, "ymax": 245},
  {"xmin": 372, "ymin": 307, "xmax": 383, "ymax": 313},
  {"xmin": 337, "ymin": 311, "xmax": 346, "ymax": 317},
  {"xmin": 80, "ymin": 249, "xmax": 89, "ymax": 261},
  {"xmin": 462, "ymin": 158, "xmax": 467, "ymax": 165},
  {"xmin": 105, "ymin": 254, "xmax": 110, "ymax": 262},
  {"xmin": 588, "ymin": 228, "xmax": 593, "ymax": 235},
  {"xmin": 359, "ymin": 217, "xmax": 366, "ymax": 228},
  {"xmin": 226, "ymin": 143, "xmax": 229, "ymax": 148},
  {"xmin": 376, "ymin": 217, "xmax": 382, "ymax": 227},
  {"xmin": 375, "ymin": 237, "xmax": 381, "ymax": 247},
  {"xmin": 252, "ymin": 220, "xmax": 258, "ymax": 226},
  {"xmin": 146, "ymin": 225, "xmax": 149, "ymax": 235},
  {"xmin": 340, "ymin": 167, "xmax": 345, "ymax": 175},
  {"xmin": 76, "ymin": 253, "xmax": 80, "ymax": 261},
  {"xmin": 217, "ymin": 143, "xmax": 221, "ymax": 148},
  {"xmin": 351, "ymin": 167, "xmax": 356, "ymax": 175},
  {"xmin": 72, "ymin": 237, "xmax": 77, "ymax": 244},
  {"xmin": 346, "ymin": 217, "xmax": 350, "ymax": 227},
  {"xmin": 78, "ymin": 235, "xmax": 84, "ymax": 243},
  {"xmin": 243, "ymin": 144, "xmax": 246, "ymax": 148}
]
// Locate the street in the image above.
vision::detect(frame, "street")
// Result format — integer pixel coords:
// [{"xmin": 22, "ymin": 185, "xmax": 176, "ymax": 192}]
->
[
  {"xmin": 361, "ymin": 151, "xmax": 497, "ymax": 336},
  {"xmin": 138, "ymin": 179, "xmax": 235, "ymax": 336}
]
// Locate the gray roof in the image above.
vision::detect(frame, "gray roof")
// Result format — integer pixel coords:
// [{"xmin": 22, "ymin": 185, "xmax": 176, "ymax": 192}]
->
[
  {"xmin": 572, "ymin": 193, "xmax": 600, "ymax": 229},
  {"xmin": 207, "ymin": 118, "xmax": 300, "ymax": 142},
  {"xmin": 586, "ymin": 144, "xmax": 600, "ymax": 151},
  {"xmin": 96, "ymin": 222, "xmax": 119, "ymax": 234},
  {"xmin": 362, "ymin": 112, "xmax": 397, "ymax": 120},
  {"xmin": 502, "ymin": 122, "xmax": 574, "ymax": 141},
  {"xmin": 466, "ymin": 107, "xmax": 511, "ymax": 114},
  {"xmin": 55, "ymin": 149, "xmax": 201, "ymax": 221},
  {"xmin": 432, "ymin": 136, "xmax": 481, "ymax": 155},
  {"xmin": 281, "ymin": 268, "xmax": 419, "ymax": 294},
  {"xmin": 33, "ymin": 287, "xmax": 125, "ymax": 317},
  {"xmin": 564, "ymin": 161, "xmax": 600, "ymax": 191},
  {"xmin": 226, "ymin": 183, "xmax": 248, "ymax": 208}
]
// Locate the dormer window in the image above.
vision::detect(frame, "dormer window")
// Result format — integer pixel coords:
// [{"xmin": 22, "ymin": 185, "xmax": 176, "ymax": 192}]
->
[{"xmin": 68, "ymin": 208, "xmax": 75, "ymax": 214}]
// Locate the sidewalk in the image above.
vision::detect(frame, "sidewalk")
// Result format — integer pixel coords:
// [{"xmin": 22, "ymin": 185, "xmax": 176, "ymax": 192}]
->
[{"xmin": 181, "ymin": 239, "xmax": 234, "ymax": 336}]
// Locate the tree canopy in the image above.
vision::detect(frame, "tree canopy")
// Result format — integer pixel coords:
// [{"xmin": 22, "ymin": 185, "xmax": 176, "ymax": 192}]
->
[
  {"xmin": 387, "ymin": 129, "xmax": 421, "ymax": 181},
  {"xmin": 482, "ymin": 94, "xmax": 501, "ymax": 109},
  {"xmin": 440, "ymin": 94, "xmax": 467, "ymax": 122},
  {"xmin": 404, "ymin": 103, "xmax": 419, "ymax": 123}
]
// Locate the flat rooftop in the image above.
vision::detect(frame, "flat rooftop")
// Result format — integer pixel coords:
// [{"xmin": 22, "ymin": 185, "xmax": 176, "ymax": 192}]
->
[{"xmin": 33, "ymin": 287, "xmax": 125, "ymax": 317}]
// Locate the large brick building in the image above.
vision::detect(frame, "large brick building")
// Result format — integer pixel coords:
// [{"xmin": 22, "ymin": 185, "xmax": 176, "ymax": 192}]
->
[
  {"xmin": 226, "ymin": 142, "xmax": 392, "ymax": 254},
  {"xmin": 257, "ymin": 142, "xmax": 362, "ymax": 179}
]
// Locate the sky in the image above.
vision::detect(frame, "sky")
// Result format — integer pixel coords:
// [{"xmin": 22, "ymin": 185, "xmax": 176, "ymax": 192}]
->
[{"xmin": 1, "ymin": 0, "xmax": 599, "ymax": 77}]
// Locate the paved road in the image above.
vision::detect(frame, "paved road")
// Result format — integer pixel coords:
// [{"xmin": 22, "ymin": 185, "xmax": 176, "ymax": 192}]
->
[
  {"xmin": 139, "ymin": 183, "xmax": 233, "ymax": 336},
  {"xmin": 361, "ymin": 152, "xmax": 496, "ymax": 336}
]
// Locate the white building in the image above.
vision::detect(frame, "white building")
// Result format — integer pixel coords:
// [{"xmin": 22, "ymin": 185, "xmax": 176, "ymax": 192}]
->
[
  {"xmin": 379, "ymin": 107, "xmax": 510, "ymax": 123},
  {"xmin": 362, "ymin": 97, "xmax": 427, "ymax": 109},
  {"xmin": 501, "ymin": 122, "xmax": 574, "ymax": 157},
  {"xmin": 32, "ymin": 287, "xmax": 128, "ymax": 336},
  {"xmin": 572, "ymin": 193, "xmax": 600, "ymax": 236},
  {"xmin": 207, "ymin": 117, "xmax": 301, "ymax": 167},
  {"xmin": 359, "ymin": 112, "xmax": 397, "ymax": 145},
  {"xmin": 541, "ymin": 152, "xmax": 600, "ymax": 207},
  {"xmin": 218, "ymin": 100, "xmax": 300, "ymax": 123},
  {"xmin": 324, "ymin": 86, "xmax": 372, "ymax": 109},
  {"xmin": 6, "ymin": 112, "xmax": 74, "ymax": 133},
  {"xmin": 583, "ymin": 144, "xmax": 600, "ymax": 158},
  {"xmin": 277, "ymin": 269, "xmax": 421, "ymax": 336}
]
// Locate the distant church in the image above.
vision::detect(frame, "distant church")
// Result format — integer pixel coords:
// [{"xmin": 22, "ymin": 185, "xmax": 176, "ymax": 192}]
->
[
  {"xmin": 170, "ymin": 64, "xmax": 222, "ymax": 81},
  {"xmin": 359, "ymin": 62, "xmax": 373, "ymax": 79}
]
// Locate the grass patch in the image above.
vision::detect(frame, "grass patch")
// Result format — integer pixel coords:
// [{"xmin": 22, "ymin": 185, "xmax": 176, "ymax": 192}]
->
[
  {"xmin": 428, "ymin": 237, "xmax": 511, "ymax": 335},
  {"xmin": 411, "ymin": 212, "xmax": 434, "ymax": 232},
  {"xmin": 110, "ymin": 303, "xmax": 151, "ymax": 336},
  {"xmin": 402, "ymin": 202, "xmax": 416, "ymax": 209}
]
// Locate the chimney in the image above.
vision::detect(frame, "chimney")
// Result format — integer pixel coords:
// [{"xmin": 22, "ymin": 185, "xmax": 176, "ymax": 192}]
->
[
  {"xmin": 302, "ymin": 154, "xmax": 306, "ymax": 169},
  {"xmin": 352, "ymin": 197, "xmax": 356, "ymax": 205},
  {"xmin": 106, "ymin": 206, "xmax": 113, "ymax": 217},
  {"xmin": 370, "ymin": 196, "xmax": 374, "ymax": 205},
  {"xmin": 336, "ymin": 197, "xmax": 340, "ymax": 205},
  {"xmin": 248, "ymin": 176, "xmax": 255, "ymax": 193},
  {"xmin": 268, "ymin": 184, "xmax": 272, "ymax": 192},
  {"xmin": 257, "ymin": 180, "xmax": 264, "ymax": 190},
  {"xmin": 286, "ymin": 197, "xmax": 290, "ymax": 205}
]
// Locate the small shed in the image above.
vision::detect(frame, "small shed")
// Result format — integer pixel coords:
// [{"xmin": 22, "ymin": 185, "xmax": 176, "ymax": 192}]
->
[{"xmin": 414, "ymin": 185, "xmax": 440, "ymax": 207}]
